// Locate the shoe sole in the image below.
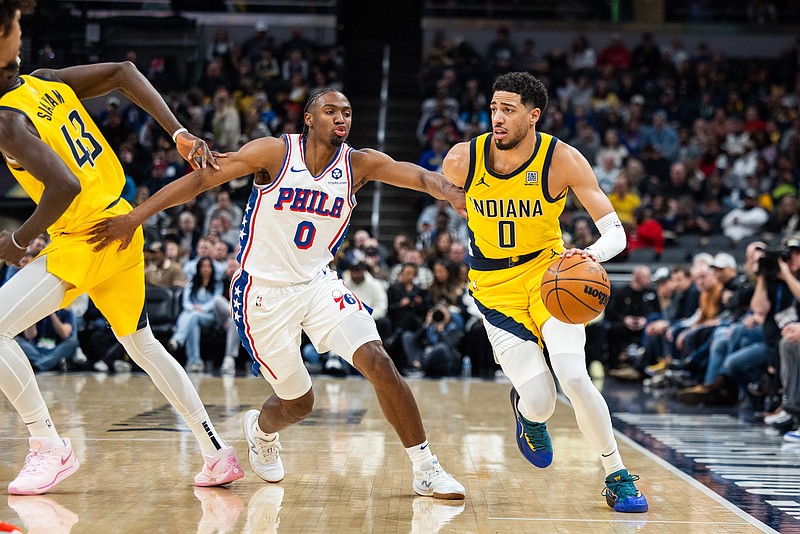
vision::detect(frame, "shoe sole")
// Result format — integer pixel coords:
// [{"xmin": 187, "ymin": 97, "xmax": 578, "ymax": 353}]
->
[
  {"xmin": 242, "ymin": 410, "xmax": 284, "ymax": 483},
  {"xmin": 8, "ymin": 459, "xmax": 80, "ymax": 495},
  {"xmin": 195, "ymin": 466, "xmax": 245, "ymax": 487},
  {"xmin": 412, "ymin": 482, "xmax": 465, "ymax": 500}
]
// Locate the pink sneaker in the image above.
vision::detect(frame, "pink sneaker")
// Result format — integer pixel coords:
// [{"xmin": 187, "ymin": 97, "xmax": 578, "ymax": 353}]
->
[
  {"xmin": 194, "ymin": 446, "xmax": 245, "ymax": 486},
  {"xmin": 7, "ymin": 437, "xmax": 80, "ymax": 495}
]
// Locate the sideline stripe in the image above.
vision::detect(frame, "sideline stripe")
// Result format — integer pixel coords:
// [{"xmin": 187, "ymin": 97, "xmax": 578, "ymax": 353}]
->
[{"xmin": 556, "ymin": 395, "xmax": 777, "ymax": 534}]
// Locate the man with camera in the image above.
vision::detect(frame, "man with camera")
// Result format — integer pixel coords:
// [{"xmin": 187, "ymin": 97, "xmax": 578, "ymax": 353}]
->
[
  {"xmin": 401, "ymin": 303, "xmax": 464, "ymax": 378},
  {"xmin": 755, "ymin": 237, "xmax": 800, "ymax": 438}
]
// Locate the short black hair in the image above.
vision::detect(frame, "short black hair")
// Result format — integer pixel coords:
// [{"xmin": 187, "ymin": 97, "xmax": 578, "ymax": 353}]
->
[
  {"xmin": 1, "ymin": 1, "xmax": 34, "ymax": 38},
  {"xmin": 492, "ymin": 72, "xmax": 548, "ymax": 113}
]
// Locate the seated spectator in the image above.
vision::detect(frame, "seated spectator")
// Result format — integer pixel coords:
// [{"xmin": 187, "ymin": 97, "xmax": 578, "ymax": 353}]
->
[
  {"xmin": 608, "ymin": 173, "xmax": 641, "ymax": 227},
  {"xmin": 342, "ymin": 261, "xmax": 390, "ymax": 340},
  {"xmin": 428, "ymin": 260, "xmax": 463, "ymax": 308},
  {"xmin": 386, "ymin": 263, "xmax": 432, "ymax": 369},
  {"xmin": 389, "ymin": 248, "xmax": 434, "ymax": 289},
  {"xmin": 169, "ymin": 257, "xmax": 224, "ymax": 373},
  {"xmin": 144, "ymin": 241, "xmax": 186, "ymax": 288},
  {"xmin": 204, "ymin": 189, "xmax": 243, "ymax": 231},
  {"xmin": 416, "ymin": 198, "xmax": 468, "ymax": 248},
  {"xmin": 176, "ymin": 211, "xmax": 201, "ymax": 259},
  {"xmin": 17, "ymin": 309, "xmax": 78, "ymax": 373},
  {"xmin": 626, "ymin": 207, "xmax": 664, "ymax": 259},
  {"xmin": 593, "ymin": 151, "xmax": 621, "ymax": 194},
  {"xmin": 424, "ymin": 232, "xmax": 453, "ymax": 269},
  {"xmin": 605, "ymin": 266, "xmax": 659, "ymax": 375},
  {"xmin": 401, "ymin": 303, "xmax": 464, "ymax": 378},
  {"xmin": 418, "ymin": 132, "xmax": 450, "ymax": 172},
  {"xmin": 721, "ymin": 188, "xmax": 769, "ymax": 244},
  {"xmin": 362, "ymin": 237, "xmax": 390, "ymax": 282},
  {"xmin": 387, "ymin": 234, "xmax": 412, "ymax": 268}
]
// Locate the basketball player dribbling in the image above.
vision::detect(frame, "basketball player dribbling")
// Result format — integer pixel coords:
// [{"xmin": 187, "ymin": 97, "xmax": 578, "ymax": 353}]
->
[
  {"xmin": 0, "ymin": 10, "xmax": 244, "ymax": 492},
  {"xmin": 441, "ymin": 72, "xmax": 648, "ymax": 512},
  {"xmin": 90, "ymin": 89, "xmax": 467, "ymax": 499}
]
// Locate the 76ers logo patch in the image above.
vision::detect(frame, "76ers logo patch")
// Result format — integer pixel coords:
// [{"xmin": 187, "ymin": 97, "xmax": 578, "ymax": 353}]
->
[{"xmin": 332, "ymin": 289, "xmax": 357, "ymax": 310}]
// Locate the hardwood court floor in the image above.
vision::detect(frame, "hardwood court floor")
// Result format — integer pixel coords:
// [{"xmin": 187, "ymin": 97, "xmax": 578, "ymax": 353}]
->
[{"xmin": 0, "ymin": 372, "xmax": 775, "ymax": 533}]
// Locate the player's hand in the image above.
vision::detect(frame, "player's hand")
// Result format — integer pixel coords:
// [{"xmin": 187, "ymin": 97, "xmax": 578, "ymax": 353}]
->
[
  {"xmin": 445, "ymin": 187, "xmax": 467, "ymax": 219},
  {"xmin": 0, "ymin": 230, "xmax": 26, "ymax": 266},
  {"xmin": 88, "ymin": 215, "xmax": 137, "ymax": 252},
  {"xmin": 561, "ymin": 248, "xmax": 598, "ymax": 262},
  {"xmin": 175, "ymin": 130, "xmax": 220, "ymax": 171}
]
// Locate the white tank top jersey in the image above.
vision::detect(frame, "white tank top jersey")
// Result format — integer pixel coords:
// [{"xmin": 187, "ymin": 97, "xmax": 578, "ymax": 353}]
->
[{"xmin": 236, "ymin": 133, "xmax": 357, "ymax": 284}]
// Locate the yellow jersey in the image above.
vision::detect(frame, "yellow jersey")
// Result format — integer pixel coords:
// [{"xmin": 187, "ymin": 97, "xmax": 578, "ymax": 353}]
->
[
  {"xmin": 0, "ymin": 74, "xmax": 125, "ymax": 236},
  {"xmin": 464, "ymin": 132, "xmax": 565, "ymax": 261}
]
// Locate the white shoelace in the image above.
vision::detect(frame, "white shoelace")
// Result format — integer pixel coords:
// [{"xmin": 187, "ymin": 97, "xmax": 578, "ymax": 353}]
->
[
  {"xmin": 255, "ymin": 438, "xmax": 281, "ymax": 464},
  {"xmin": 420, "ymin": 463, "xmax": 455, "ymax": 486},
  {"xmin": 20, "ymin": 450, "xmax": 53, "ymax": 476}
]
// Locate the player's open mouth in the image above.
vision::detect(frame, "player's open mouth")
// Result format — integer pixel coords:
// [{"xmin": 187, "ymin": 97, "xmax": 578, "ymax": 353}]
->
[
  {"xmin": 334, "ymin": 127, "xmax": 347, "ymax": 136},
  {"xmin": 493, "ymin": 129, "xmax": 506, "ymax": 138}
]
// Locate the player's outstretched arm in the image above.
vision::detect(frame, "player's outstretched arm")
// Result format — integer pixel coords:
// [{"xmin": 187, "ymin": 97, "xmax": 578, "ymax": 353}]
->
[
  {"xmin": 36, "ymin": 62, "xmax": 218, "ymax": 170},
  {"xmin": 89, "ymin": 136, "xmax": 281, "ymax": 252},
  {"xmin": 0, "ymin": 110, "xmax": 81, "ymax": 265},
  {"xmin": 353, "ymin": 148, "xmax": 466, "ymax": 218}
]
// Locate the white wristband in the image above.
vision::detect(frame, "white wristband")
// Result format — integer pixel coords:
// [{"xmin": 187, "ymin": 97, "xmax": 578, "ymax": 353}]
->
[
  {"xmin": 10, "ymin": 231, "xmax": 27, "ymax": 250},
  {"xmin": 171, "ymin": 127, "xmax": 188, "ymax": 143}
]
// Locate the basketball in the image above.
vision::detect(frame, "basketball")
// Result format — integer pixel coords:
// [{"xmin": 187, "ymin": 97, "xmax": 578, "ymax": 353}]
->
[{"xmin": 540, "ymin": 254, "xmax": 611, "ymax": 324}]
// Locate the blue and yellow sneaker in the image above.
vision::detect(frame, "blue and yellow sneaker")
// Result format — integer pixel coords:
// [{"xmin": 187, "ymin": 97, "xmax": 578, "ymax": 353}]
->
[
  {"xmin": 509, "ymin": 387, "xmax": 553, "ymax": 468},
  {"xmin": 602, "ymin": 469, "xmax": 648, "ymax": 513}
]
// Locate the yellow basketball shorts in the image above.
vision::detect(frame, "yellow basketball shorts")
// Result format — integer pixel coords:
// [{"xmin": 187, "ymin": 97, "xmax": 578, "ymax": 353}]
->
[
  {"xmin": 41, "ymin": 201, "xmax": 146, "ymax": 337},
  {"xmin": 468, "ymin": 245, "xmax": 564, "ymax": 347}
]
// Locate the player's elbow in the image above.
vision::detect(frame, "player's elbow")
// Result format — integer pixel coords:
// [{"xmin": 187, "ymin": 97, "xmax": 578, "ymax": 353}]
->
[{"xmin": 54, "ymin": 176, "xmax": 82, "ymax": 203}]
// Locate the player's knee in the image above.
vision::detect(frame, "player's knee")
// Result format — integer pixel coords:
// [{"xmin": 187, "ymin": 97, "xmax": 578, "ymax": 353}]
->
[
  {"xmin": 353, "ymin": 341, "xmax": 398, "ymax": 384},
  {"xmin": 559, "ymin": 373, "xmax": 593, "ymax": 400}
]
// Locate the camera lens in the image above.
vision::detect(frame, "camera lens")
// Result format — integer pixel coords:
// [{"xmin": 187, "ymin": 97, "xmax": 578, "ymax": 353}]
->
[{"xmin": 432, "ymin": 310, "xmax": 445, "ymax": 322}]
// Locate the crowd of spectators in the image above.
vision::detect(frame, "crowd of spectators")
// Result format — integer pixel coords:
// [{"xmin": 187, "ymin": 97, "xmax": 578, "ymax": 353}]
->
[{"xmin": 1, "ymin": 17, "xmax": 799, "ymax": 441}]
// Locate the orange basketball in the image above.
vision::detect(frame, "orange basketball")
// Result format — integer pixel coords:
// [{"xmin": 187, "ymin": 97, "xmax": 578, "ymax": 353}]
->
[{"xmin": 540, "ymin": 254, "xmax": 611, "ymax": 324}]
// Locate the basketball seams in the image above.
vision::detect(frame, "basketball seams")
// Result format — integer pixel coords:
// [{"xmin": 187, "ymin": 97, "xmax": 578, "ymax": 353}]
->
[{"xmin": 540, "ymin": 255, "xmax": 609, "ymax": 324}]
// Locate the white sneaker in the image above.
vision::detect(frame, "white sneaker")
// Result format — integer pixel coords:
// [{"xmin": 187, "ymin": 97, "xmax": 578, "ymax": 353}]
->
[
  {"xmin": 765, "ymin": 409, "xmax": 793, "ymax": 426},
  {"xmin": 194, "ymin": 446, "xmax": 245, "ymax": 487},
  {"xmin": 411, "ymin": 496, "xmax": 465, "ymax": 534},
  {"xmin": 220, "ymin": 356, "xmax": 236, "ymax": 375},
  {"xmin": 242, "ymin": 410, "xmax": 284, "ymax": 482},
  {"xmin": 7, "ymin": 495, "xmax": 79, "ymax": 532},
  {"xmin": 243, "ymin": 486, "xmax": 284, "ymax": 534},
  {"xmin": 72, "ymin": 347, "xmax": 88, "ymax": 365},
  {"xmin": 93, "ymin": 360, "xmax": 109, "ymax": 373},
  {"xmin": 412, "ymin": 456, "xmax": 465, "ymax": 500},
  {"xmin": 113, "ymin": 360, "xmax": 132, "ymax": 373},
  {"xmin": 186, "ymin": 361, "xmax": 204, "ymax": 373},
  {"xmin": 8, "ymin": 438, "xmax": 80, "ymax": 495}
]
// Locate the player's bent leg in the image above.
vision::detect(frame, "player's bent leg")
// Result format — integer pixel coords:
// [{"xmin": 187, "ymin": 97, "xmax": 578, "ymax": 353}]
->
[
  {"xmin": 496, "ymin": 340, "xmax": 556, "ymax": 468},
  {"xmin": 543, "ymin": 318, "xmax": 648, "ymax": 513},
  {"xmin": 116, "ymin": 326, "xmax": 244, "ymax": 486},
  {"xmin": 0, "ymin": 258, "xmax": 79, "ymax": 494},
  {"xmin": 328, "ymin": 314, "xmax": 464, "ymax": 500},
  {"xmin": 244, "ymin": 367, "xmax": 314, "ymax": 483}
]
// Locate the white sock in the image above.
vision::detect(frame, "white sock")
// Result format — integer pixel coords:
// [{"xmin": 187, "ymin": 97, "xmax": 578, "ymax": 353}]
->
[
  {"xmin": 406, "ymin": 441, "xmax": 433, "ymax": 469},
  {"xmin": 254, "ymin": 420, "xmax": 278, "ymax": 442},
  {"xmin": 601, "ymin": 448, "xmax": 625, "ymax": 476}
]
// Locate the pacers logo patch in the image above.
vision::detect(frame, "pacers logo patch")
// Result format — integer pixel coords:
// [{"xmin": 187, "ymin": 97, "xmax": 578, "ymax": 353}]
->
[{"xmin": 526, "ymin": 171, "xmax": 538, "ymax": 185}]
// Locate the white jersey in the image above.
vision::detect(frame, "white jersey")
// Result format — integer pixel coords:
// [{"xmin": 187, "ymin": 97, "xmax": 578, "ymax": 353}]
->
[{"xmin": 237, "ymin": 133, "xmax": 356, "ymax": 284}]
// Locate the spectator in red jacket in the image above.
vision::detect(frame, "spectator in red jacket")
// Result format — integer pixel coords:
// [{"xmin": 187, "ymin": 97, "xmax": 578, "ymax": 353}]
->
[{"xmin": 628, "ymin": 207, "xmax": 665, "ymax": 258}]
